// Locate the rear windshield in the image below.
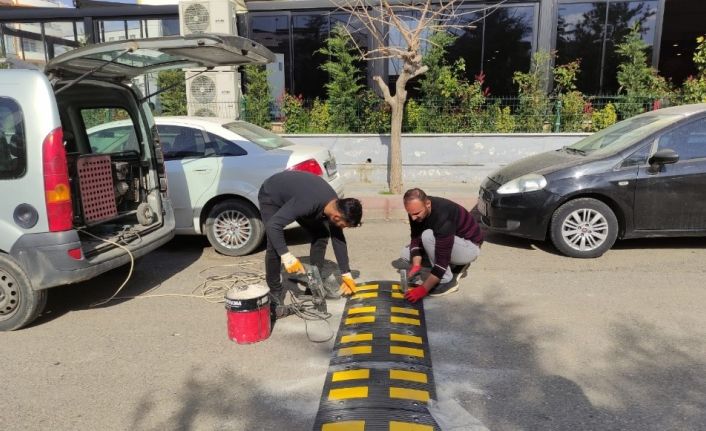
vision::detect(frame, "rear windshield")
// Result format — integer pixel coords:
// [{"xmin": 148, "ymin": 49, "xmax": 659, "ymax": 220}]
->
[
  {"xmin": 222, "ymin": 121, "xmax": 292, "ymax": 150},
  {"xmin": 83, "ymin": 109, "xmax": 139, "ymax": 155},
  {"xmin": 0, "ymin": 97, "xmax": 26, "ymax": 179},
  {"xmin": 569, "ymin": 114, "xmax": 681, "ymax": 157}
]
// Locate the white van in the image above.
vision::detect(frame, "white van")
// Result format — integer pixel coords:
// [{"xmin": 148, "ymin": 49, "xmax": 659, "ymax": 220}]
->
[{"xmin": 0, "ymin": 34, "xmax": 274, "ymax": 330}]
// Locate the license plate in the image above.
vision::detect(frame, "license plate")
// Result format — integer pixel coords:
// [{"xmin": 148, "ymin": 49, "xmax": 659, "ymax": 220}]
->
[
  {"xmin": 324, "ymin": 159, "xmax": 337, "ymax": 177},
  {"xmin": 477, "ymin": 197, "xmax": 487, "ymax": 216}
]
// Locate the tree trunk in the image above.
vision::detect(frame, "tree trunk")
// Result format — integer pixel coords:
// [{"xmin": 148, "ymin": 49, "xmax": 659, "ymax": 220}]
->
[{"xmin": 389, "ymin": 93, "xmax": 405, "ymax": 194}]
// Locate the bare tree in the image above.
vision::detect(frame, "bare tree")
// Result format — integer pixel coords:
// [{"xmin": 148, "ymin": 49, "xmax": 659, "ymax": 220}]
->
[{"xmin": 333, "ymin": 0, "xmax": 505, "ymax": 193}]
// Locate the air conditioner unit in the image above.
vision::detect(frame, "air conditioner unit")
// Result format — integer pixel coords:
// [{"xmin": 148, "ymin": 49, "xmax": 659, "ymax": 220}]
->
[
  {"xmin": 179, "ymin": 0, "xmax": 242, "ymax": 36},
  {"xmin": 186, "ymin": 70, "xmax": 241, "ymax": 118}
]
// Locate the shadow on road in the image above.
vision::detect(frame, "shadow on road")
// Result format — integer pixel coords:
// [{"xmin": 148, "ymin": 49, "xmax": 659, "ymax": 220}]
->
[
  {"xmin": 427, "ymin": 289, "xmax": 706, "ymax": 431},
  {"xmin": 31, "ymin": 236, "xmax": 206, "ymax": 327}
]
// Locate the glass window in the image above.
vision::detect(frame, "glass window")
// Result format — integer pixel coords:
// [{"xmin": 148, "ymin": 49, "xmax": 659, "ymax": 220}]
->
[
  {"xmin": 250, "ymin": 15, "xmax": 291, "ymax": 92},
  {"xmin": 98, "ymin": 20, "xmax": 127, "ymax": 44},
  {"xmin": 206, "ymin": 132, "xmax": 247, "ymax": 156},
  {"xmin": 658, "ymin": 0, "xmax": 706, "ymax": 86},
  {"xmin": 482, "ymin": 5, "xmax": 535, "ymax": 96},
  {"xmin": 223, "ymin": 121, "xmax": 292, "ymax": 150},
  {"xmin": 83, "ymin": 109, "xmax": 139, "ymax": 154},
  {"xmin": 0, "ymin": 97, "xmax": 26, "ymax": 179},
  {"xmin": 446, "ymin": 5, "xmax": 535, "ymax": 96},
  {"xmin": 570, "ymin": 113, "xmax": 680, "ymax": 156},
  {"xmin": 657, "ymin": 118, "xmax": 706, "ymax": 161},
  {"xmin": 292, "ymin": 14, "xmax": 329, "ymax": 99},
  {"xmin": 157, "ymin": 125, "xmax": 205, "ymax": 159},
  {"xmin": 557, "ymin": 1, "xmax": 658, "ymax": 94}
]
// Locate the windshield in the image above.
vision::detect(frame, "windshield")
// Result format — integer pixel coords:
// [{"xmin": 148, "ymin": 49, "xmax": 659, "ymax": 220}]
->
[
  {"xmin": 223, "ymin": 121, "xmax": 292, "ymax": 150},
  {"xmin": 568, "ymin": 114, "xmax": 681, "ymax": 157}
]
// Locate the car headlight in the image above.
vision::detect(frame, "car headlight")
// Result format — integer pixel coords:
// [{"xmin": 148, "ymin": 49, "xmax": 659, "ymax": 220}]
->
[{"xmin": 497, "ymin": 174, "xmax": 547, "ymax": 194}]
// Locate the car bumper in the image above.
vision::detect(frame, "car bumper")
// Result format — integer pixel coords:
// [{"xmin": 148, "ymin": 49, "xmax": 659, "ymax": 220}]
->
[
  {"xmin": 478, "ymin": 181, "xmax": 559, "ymax": 241},
  {"xmin": 10, "ymin": 203, "xmax": 175, "ymax": 290},
  {"xmin": 327, "ymin": 172, "xmax": 345, "ymax": 198}
]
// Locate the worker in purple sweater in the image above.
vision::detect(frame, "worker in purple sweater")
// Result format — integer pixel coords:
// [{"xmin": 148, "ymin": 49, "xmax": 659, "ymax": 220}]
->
[{"xmin": 400, "ymin": 188, "xmax": 483, "ymax": 302}]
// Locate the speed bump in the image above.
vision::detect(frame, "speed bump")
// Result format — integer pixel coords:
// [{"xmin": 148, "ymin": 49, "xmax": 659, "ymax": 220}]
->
[{"xmin": 313, "ymin": 280, "xmax": 439, "ymax": 430}]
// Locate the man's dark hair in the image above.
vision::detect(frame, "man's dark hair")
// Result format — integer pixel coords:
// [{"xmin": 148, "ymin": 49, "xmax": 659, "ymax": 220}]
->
[
  {"xmin": 337, "ymin": 198, "xmax": 363, "ymax": 227},
  {"xmin": 403, "ymin": 188, "xmax": 428, "ymax": 203}
]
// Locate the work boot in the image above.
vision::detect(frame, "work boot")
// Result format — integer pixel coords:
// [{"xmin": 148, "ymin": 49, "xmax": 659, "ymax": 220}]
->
[
  {"xmin": 269, "ymin": 289, "xmax": 292, "ymax": 320},
  {"xmin": 428, "ymin": 278, "xmax": 459, "ymax": 297}
]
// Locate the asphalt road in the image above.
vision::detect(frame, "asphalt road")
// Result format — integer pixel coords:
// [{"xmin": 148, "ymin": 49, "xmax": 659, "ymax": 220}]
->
[{"xmin": 2, "ymin": 221, "xmax": 705, "ymax": 431}]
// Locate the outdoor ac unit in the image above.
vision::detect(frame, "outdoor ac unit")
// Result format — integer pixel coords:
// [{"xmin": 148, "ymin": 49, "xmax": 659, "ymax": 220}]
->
[
  {"xmin": 178, "ymin": 0, "xmax": 242, "ymax": 36},
  {"xmin": 185, "ymin": 70, "xmax": 241, "ymax": 118}
]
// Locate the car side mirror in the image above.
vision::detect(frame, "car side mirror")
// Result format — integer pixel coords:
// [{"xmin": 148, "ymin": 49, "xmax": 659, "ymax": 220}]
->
[{"xmin": 648, "ymin": 148, "xmax": 679, "ymax": 173}]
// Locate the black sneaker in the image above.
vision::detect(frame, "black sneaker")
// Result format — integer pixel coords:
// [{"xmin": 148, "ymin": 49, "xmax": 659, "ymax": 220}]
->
[
  {"xmin": 450, "ymin": 263, "xmax": 471, "ymax": 279},
  {"xmin": 428, "ymin": 279, "xmax": 459, "ymax": 297}
]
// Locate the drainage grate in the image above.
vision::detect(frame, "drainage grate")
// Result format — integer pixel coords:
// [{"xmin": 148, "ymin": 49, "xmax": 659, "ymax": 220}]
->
[{"xmin": 76, "ymin": 155, "xmax": 118, "ymax": 225}]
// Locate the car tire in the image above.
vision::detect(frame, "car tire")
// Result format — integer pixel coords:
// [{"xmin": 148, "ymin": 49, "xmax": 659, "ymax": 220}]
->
[
  {"xmin": 550, "ymin": 198, "xmax": 618, "ymax": 258},
  {"xmin": 0, "ymin": 254, "xmax": 47, "ymax": 331},
  {"xmin": 205, "ymin": 199, "xmax": 264, "ymax": 256}
]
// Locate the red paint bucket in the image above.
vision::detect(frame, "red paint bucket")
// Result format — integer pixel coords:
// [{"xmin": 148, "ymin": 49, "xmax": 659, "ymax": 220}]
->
[{"xmin": 225, "ymin": 284, "xmax": 271, "ymax": 344}]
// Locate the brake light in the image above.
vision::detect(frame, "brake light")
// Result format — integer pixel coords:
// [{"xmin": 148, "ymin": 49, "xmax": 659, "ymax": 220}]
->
[
  {"xmin": 288, "ymin": 158, "xmax": 323, "ymax": 176},
  {"xmin": 43, "ymin": 127, "xmax": 73, "ymax": 232}
]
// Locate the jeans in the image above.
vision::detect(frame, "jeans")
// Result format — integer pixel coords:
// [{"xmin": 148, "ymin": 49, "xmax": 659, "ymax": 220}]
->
[
  {"xmin": 400, "ymin": 229, "xmax": 481, "ymax": 283},
  {"xmin": 259, "ymin": 202, "xmax": 329, "ymax": 295}
]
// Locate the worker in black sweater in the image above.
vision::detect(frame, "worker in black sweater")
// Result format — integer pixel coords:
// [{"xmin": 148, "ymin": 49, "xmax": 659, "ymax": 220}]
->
[
  {"xmin": 257, "ymin": 171, "xmax": 363, "ymax": 315},
  {"xmin": 401, "ymin": 188, "xmax": 483, "ymax": 302}
]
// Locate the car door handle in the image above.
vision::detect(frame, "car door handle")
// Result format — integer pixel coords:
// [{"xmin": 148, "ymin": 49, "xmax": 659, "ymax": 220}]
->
[{"xmin": 193, "ymin": 169, "xmax": 212, "ymax": 173}]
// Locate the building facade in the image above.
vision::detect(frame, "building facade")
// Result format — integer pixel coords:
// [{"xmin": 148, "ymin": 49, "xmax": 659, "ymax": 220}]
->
[{"xmin": 1, "ymin": 0, "xmax": 704, "ymax": 97}]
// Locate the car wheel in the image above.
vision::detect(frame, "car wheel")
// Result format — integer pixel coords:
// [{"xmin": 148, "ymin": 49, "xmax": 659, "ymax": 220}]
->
[
  {"xmin": 550, "ymin": 198, "xmax": 618, "ymax": 258},
  {"xmin": 0, "ymin": 254, "xmax": 47, "ymax": 331},
  {"xmin": 205, "ymin": 200, "xmax": 264, "ymax": 256}
]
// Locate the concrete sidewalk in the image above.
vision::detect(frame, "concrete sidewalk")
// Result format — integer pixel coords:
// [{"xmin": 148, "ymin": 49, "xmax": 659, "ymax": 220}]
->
[{"xmin": 345, "ymin": 181, "xmax": 482, "ymax": 220}]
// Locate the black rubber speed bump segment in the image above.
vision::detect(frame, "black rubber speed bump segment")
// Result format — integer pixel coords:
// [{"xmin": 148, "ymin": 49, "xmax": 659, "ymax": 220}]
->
[{"xmin": 313, "ymin": 280, "xmax": 439, "ymax": 430}]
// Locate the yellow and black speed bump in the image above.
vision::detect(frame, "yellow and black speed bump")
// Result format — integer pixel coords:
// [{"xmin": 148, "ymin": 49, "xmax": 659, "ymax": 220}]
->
[{"xmin": 314, "ymin": 281, "xmax": 440, "ymax": 430}]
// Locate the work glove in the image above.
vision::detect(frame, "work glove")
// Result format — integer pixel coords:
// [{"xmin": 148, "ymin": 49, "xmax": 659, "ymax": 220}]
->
[
  {"xmin": 404, "ymin": 286, "xmax": 428, "ymax": 303},
  {"xmin": 281, "ymin": 252, "xmax": 305, "ymax": 274},
  {"xmin": 407, "ymin": 264, "xmax": 422, "ymax": 279},
  {"xmin": 339, "ymin": 272, "xmax": 357, "ymax": 296}
]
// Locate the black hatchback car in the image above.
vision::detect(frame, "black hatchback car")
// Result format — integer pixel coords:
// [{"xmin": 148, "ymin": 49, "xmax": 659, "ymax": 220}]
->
[{"xmin": 478, "ymin": 104, "xmax": 706, "ymax": 258}]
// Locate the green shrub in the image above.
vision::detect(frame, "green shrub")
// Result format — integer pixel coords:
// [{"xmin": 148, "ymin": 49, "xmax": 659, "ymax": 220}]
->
[
  {"xmin": 359, "ymin": 90, "xmax": 391, "ymax": 134},
  {"xmin": 157, "ymin": 70, "xmax": 187, "ymax": 116},
  {"xmin": 590, "ymin": 103, "xmax": 617, "ymax": 131},
  {"xmin": 681, "ymin": 35, "xmax": 706, "ymax": 103},
  {"xmin": 281, "ymin": 94, "xmax": 310, "ymax": 133},
  {"xmin": 404, "ymin": 99, "xmax": 424, "ymax": 133},
  {"xmin": 488, "ymin": 104, "xmax": 516, "ymax": 133},
  {"xmin": 308, "ymin": 98, "xmax": 330, "ymax": 133},
  {"xmin": 513, "ymin": 51, "xmax": 552, "ymax": 132},
  {"xmin": 242, "ymin": 65, "xmax": 272, "ymax": 128},
  {"xmin": 318, "ymin": 25, "xmax": 364, "ymax": 133}
]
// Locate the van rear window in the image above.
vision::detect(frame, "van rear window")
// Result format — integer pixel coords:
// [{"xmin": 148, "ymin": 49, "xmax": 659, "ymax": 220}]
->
[{"xmin": 0, "ymin": 97, "xmax": 26, "ymax": 179}]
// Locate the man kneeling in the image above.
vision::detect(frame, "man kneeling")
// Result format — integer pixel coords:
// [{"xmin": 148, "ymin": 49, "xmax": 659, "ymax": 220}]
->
[{"xmin": 400, "ymin": 188, "xmax": 483, "ymax": 303}]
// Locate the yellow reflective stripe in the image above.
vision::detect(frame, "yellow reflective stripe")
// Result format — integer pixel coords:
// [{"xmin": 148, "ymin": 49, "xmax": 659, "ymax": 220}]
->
[
  {"xmin": 389, "ymin": 421, "xmax": 434, "ymax": 431},
  {"xmin": 390, "ymin": 316, "xmax": 421, "ymax": 326},
  {"xmin": 389, "ymin": 387, "xmax": 430, "ymax": 402},
  {"xmin": 390, "ymin": 345, "xmax": 424, "ymax": 357},
  {"xmin": 345, "ymin": 316, "xmax": 375, "ymax": 325},
  {"xmin": 354, "ymin": 284, "xmax": 379, "ymax": 291},
  {"xmin": 390, "ymin": 306, "xmax": 419, "ymax": 316},
  {"xmin": 390, "ymin": 369, "xmax": 428, "ymax": 384},
  {"xmin": 348, "ymin": 306, "xmax": 376, "ymax": 315},
  {"xmin": 329, "ymin": 386, "xmax": 369, "ymax": 400},
  {"xmin": 337, "ymin": 346, "xmax": 372, "ymax": 356},
  {"xmin": 322, "ymin": 421, "xmax": 366, "ymax": 431},
  {"xmin": 390, "ymin": 333, "xmax": 422, "ymax": 344},
  {"xmin": 340, "ymin": 333, "xmax": 373, "ymax": 344},
  {"xmin": 391, "ymin": 292, "xmax": 404, "ymax": 299},
  {"xmin": 352, "ymin": 292, "xmax": 378, "ymax": 300},
  {"xmin": 392, "ymin": 284, "xmax": 401, "ymax": 291},
  {"xmin": 332, "ymin": 369, "xmax": 370, "ymax": 382}
]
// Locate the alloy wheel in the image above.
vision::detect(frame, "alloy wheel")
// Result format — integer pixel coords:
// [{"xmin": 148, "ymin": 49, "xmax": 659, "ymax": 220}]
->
[
  {"xmin": 213, "ymin": 209, "xmax": 252, "ymax": 250},
  {"xmin": 561, "ymin": 208, "xmax": 609, "ymax": 252}
]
